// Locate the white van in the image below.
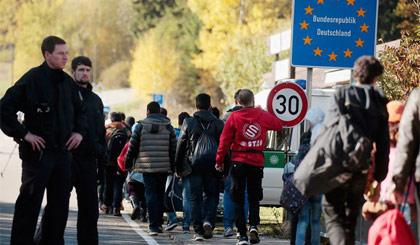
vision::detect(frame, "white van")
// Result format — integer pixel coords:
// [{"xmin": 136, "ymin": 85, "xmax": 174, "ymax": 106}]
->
[{"xmin": 254, "ymin": 87, "xmax": 336, "ymax": 206}]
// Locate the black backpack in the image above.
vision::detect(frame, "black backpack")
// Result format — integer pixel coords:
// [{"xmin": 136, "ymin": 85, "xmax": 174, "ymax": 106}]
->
[
  {"xmin": 293, "ymin": 88, "xmax": 373, "ymax": 195},
  {"xmin": 191, "ymin": 120, "xmax": 218, "ymax": 168},
  {"xmin": 107, "ymin": 128, "xmax": 129, "ymax": 162}
]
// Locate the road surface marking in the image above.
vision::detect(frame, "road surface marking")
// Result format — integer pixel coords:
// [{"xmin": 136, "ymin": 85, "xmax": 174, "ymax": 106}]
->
[{"xmin": 122, "ymin": 213, "xmax": 160, "ymax": 245}]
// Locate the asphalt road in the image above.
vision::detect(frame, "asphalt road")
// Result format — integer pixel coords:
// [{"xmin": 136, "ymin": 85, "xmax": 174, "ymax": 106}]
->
[{"xmin": 0, "ymin": 132, "xmax": 289, "ymax": 244}]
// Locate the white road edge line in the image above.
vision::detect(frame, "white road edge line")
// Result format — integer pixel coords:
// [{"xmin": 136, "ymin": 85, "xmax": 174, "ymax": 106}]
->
[{"xmin": 122, "ymin": 213, "xmax": 160, "ymax": 245}]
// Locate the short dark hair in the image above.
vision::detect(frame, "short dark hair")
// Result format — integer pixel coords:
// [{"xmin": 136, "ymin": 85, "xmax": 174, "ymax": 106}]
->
[
  {"xmin": 125, "ymin": 116, "xmax": 135, "ymax": 128},
  {"xmin": 234, "ymin": 89, "xmax": 242, "ymax": 100},
  {"xmin": 238, "ymin": 89, "xmax": 254, "ymax": 107},
  {"xmin": 110, "ymin": 111, "xmax": 122, "ymax": 122},
  {"xmin": 119, "ymin": 112, "xmax": 126, "ymax": 121},
  {"xmin": 71, "ymin": 56, "xmax": 92, "ymax": 70},
  {"xmin": 160, "ymin": 107, "xmax": 168, "ymax": 116},
  {"xmin": 211, "ymin": 107, "xmax": 220, "ymax": 119},
  {"xmin": 353, "ymin": 56, "xmax": 384, "ymax": 85},
  {"xmin": 147, "ymin": 101, "xmax": 160, "ymax": 114},
  {"xmin": 196, "ymin": 93, "xmax": 211, "ymax": 110},
  {"xmin": 178, "ymin": 112, "xmax": 190, "ymax": 126},
  {"xmin": 41, "ymin": 36, "xmax": 66, "ymax": 58}
]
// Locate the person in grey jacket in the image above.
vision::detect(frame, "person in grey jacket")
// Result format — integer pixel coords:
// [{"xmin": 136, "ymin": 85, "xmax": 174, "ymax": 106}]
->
[
  {"xmin": 391, "ymin": 87, "xmax": 420, "ymax": 237},
  {"xmin": 124, "ymin": 101, "xmax": 177, "ymax": 236}
]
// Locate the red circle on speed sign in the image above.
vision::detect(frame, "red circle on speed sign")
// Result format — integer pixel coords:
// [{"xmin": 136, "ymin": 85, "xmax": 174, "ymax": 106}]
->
[{"xmin": 267, "ymin": 82, "xmax": 308, "ymax": 127}]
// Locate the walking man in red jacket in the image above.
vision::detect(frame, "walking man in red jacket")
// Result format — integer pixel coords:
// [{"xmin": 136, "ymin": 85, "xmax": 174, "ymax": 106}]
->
[{"xmin": 215, "ymin": 89, "xmax": 283, "ymax": 245}]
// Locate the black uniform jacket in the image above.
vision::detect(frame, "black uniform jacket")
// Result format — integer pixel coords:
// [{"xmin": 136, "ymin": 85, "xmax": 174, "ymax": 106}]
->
[
  {"xmin": 0, "ymin": 62, "xmax": 87, "ymax": 151},
  {"xmin": 72, "ymin": 82, "xmax": 106, "ymax": 160}
]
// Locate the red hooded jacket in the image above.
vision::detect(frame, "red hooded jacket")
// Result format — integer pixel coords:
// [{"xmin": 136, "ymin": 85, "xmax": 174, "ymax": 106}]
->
[{"xmin": 216, "ymin": 107, "xmax": 283, "ymax": 167}]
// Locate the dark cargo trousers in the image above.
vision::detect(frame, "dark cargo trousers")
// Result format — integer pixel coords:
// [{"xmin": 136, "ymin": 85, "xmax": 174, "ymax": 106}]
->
[
  {"xmin": 11, "ymin": 150, "xmax": 72, "ymax": 245},
  {"xmin": 322, "ymin": 172, "xmax": 367, "ymax": 245},
  {"xmin": 72, "ymin": 154, "xmax": 99, "ymax": 245},
  {"xmin": 230, "ymin": 162, "xmax": 264, "ymax": 237}
]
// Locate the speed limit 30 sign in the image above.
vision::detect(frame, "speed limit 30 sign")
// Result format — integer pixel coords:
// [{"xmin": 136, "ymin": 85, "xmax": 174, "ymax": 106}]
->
[{"xmin": 267, "ymin": 82, "xmax": 308, "ymax": 127}]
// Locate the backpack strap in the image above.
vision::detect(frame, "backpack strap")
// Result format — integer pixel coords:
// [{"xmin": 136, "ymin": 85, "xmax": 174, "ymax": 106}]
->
[
  {"xmin": 199, "ymin": 121, "xmax": 211, "ymax": 131},
  {"xmin": 193, "ymin": 116, "xmax": 212, "ymax": 131}
]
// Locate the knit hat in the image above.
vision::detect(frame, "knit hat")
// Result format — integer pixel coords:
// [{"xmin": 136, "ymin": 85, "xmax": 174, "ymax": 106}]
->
[
  {"xmin": 305, "ymin": 106, "xmax": 325, "ymax": 143},
  {"xmin": 387, "ymin": 101, "xmax": 405, "ymax": 123}
]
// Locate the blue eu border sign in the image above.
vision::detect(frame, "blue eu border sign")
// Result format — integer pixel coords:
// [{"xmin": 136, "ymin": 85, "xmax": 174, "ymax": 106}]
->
[{"xmin": 291, "ymin": 0, "xmax": 378, "ymax": 69}]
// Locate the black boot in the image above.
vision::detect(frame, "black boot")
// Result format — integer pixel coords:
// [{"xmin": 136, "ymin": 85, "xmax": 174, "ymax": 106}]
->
[
  {"xmin": 130, "ymin": 195, "xmax": 140, "ymax": 220},
  {"xmin": 140, "ymin": 201, "xmax": 148, "ymax": 222}
]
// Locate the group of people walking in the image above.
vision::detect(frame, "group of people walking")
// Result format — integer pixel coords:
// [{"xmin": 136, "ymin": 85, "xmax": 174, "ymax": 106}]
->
[
  {"xmin": 0, "ymin": 35, "xmax": 282, "ymax": 245},
  {"xmin": 1, "ymin": 35, "xmax": 420, "ymax": 245}
]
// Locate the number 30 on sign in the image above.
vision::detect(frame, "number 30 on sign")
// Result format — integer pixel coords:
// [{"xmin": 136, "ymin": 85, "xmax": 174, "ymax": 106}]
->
[{"xmin": 267, "ymin": 82, "xmax": 308, "ymax": 127}]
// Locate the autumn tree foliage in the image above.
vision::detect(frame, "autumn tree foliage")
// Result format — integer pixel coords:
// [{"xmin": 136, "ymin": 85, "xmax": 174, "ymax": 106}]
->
[
  {"xmin": 188, "ymin": 0, "xmax": 290, "ymax": 104},
  {"xmin": 378, "ymin": 32, "xmax": 420, "ymax": 101}
]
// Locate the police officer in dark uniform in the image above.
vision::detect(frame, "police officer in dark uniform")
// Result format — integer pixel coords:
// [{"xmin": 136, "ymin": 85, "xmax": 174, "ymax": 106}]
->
[
  {"xmin": 0, "ymin": 36, "xmax": 87, "ymax": 244},
  {"xmin": 70, "ymin": 56, "xmax": 107, "ymax": 245}
]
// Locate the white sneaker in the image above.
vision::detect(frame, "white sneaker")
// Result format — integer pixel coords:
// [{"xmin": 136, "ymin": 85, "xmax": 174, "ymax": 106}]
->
[
  {"xmin": 237, "ymin": 236, "xmax": 249, "ymax": 245},
  {"xmin": 193, "ymin": 234, "xmax": 204, "ymax": 241},
  {"xmin": 249, "ymin": 226, "xmax": 260, "ymax": 244},
  {"xmin": 224, "ymin": 227, "xmax": 234, "ymax": 237}
]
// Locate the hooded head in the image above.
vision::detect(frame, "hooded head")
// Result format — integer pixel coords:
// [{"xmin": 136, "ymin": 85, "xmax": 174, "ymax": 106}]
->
[
  {"xmin": 387, "ymin": 101, "xmax": 404, "ymax": 123},
  {"xmin": 387, "ymin": 100, "xmax": 405, "ymax": 147},
  {"xmin": 305, "ymin": 107, "xmax": 325, "ymax": 143}
]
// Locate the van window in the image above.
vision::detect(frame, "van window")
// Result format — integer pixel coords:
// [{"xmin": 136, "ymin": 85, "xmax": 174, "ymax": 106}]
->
[{"xmin": 265, "ymin": 128, "xmax": 293, "ymax": 151}]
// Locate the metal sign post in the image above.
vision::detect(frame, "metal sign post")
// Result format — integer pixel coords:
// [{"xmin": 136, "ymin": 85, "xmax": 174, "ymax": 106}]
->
[{"xmin": 305, "ymin": 68, "xmax": 313, "ymax": 132}]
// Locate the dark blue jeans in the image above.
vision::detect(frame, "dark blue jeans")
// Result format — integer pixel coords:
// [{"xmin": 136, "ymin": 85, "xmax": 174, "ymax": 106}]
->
[
  {"xmin": 166, "ymin": 175, "xmax": 191, "ymax": 229},
  {"xmin": 189, "ymin": 167, "xmax": 221, "ymax": 235},
  {"xmin": 296, "ymin": 195, "xmax": 322, "ymax": 245},
  {"xmin": 143, "ymin": 173, "xmax": 167, "ymax": 231},
  {"xmin": 103, "ymin": 166, "xmax": 125, "ymax": 208}
]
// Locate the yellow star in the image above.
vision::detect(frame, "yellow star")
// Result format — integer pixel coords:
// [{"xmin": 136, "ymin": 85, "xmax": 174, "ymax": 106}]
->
[
  {"xmin": 347, "ymin": 0, "xmax": 356, "ymax": 6},
  {"xmin": 304, "ymin": 5, "xmax": 314, "ymax": 15},
  {"xmin": 303, "ymin": 36, "xmax": 312, "ymax": 45},
  {"xmin": 317, "ymin": 0, "xmax": 324, "ymax": 4},
  {"xmin": 328, "ymin": 52, "xmax": 338, "ymax": 61},
  {"xmin": 357, "ymin": 8, "xmax": 366, "ymax": 17},
  {"xmin": 300, "ymin": 20, "xmax": 309, "ymax": 30},
  {"xmin": 360, "ymin": 23, "xmax": 370, "ymax": 32},
  {"xmin": 343, "ymin": 48, "xmax": 353, "ymax": 58},
  {"xmin": 355, "ymin": 38, "xmax": 365, "ymax": 47},
  {"xmin": 313, "ymin": 47, "xmax": 323, "ymax": 56}
]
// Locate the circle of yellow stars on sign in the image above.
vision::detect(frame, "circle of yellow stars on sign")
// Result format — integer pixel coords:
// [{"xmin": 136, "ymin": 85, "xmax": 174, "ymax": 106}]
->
[{"xmin": 297, "ymin": 0, "xmax": 368, "ymax": 62}]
